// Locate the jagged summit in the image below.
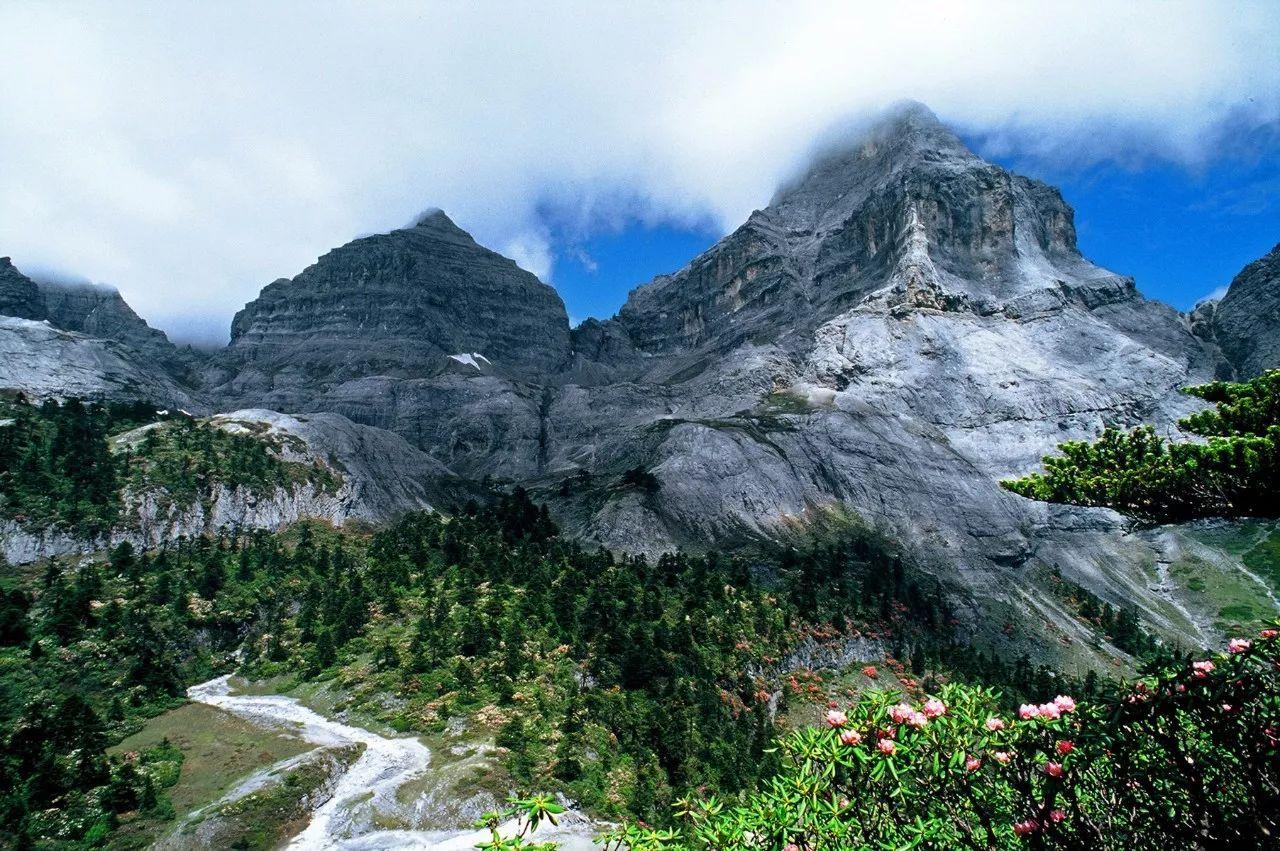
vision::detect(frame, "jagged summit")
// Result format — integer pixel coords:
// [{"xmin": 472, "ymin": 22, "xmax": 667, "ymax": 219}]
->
[
  {"xmin": 769, "ymin": 101, "xmax": 976, "ymax": 219},
  {"xmin": 0, "ymin": 257, "xmax": 48, "ymax": 321},
  {"xmin": 34, "ymin": 276, "xmax": 189, "ymax": 377},
  {"xmin": 412, "ymin": 208, "xmax": 459, "ymax": 230},
  {"xmin": 1203, "ymin": 243, "xmax": 1280, "ymax": 378},
  {"xmin": 615, "ymin": 102, "xmax": 1109, "ymax": 357},
  {"xmin": 407, "ymin": 208, "xmax": 483, "ymax": 248},
  {"xmin": 205, "ymin": 208, "xmax": 571, "ymax": 409}
]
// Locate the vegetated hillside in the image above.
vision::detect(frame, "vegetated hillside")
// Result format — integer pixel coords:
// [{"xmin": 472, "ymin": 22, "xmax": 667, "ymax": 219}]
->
[
  {"xmin": 0, "ymin": 397, "xmax": 455, "ymax": 565},
  {"xmin": 0, "ymin": 398, "xmax": 315, "ymax": 535},
  {"xmin": 1, "ymin": 483, "xmax": 1112, "ymax": 849},
  {"xmin": 1003, "ymin": 370, "xmax": 1280, "ymax": 639},
  {"xmin": 0, "ymin": 393, "xmax": 1268, "ymax": 850}
]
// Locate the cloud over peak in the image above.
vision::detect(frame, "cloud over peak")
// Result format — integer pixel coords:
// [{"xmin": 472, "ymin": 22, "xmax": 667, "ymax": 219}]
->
[{"xmin": 1, "ymin": 1, "xmax": 1277, "ymax": 343}]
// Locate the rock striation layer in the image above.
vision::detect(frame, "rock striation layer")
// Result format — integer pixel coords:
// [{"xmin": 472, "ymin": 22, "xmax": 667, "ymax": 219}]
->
[{"xmin": 204, "ymin": 210, "xmax": 572, "ymax": 410}]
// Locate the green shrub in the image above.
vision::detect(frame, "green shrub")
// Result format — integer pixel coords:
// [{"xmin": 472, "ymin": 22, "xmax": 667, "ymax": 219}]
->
[
  {"xmin": 601, "ymin": 628, "xmax": 1280, "ymax": 850},
  {"xmin": 1003, "ymin": 370, "xmax": 1280, "ymax": 522}
]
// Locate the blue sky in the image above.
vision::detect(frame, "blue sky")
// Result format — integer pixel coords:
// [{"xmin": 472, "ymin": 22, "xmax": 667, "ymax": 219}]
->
[
  {"xmin": 547, "ymin": 223, "xmax": 718, "ymax": 325},
  {"xmin": 974, "ymin": 122, "xmax": 1280, "ymax": 311},
  {"xmin": 546, "ymin": 123, "xmax": 1280, "ymax": 324}
]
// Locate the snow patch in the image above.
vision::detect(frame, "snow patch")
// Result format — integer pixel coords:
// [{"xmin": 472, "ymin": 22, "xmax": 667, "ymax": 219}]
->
[{"xmin": 448, "ymin": 352, "xmax": 491, "ymax": 370}]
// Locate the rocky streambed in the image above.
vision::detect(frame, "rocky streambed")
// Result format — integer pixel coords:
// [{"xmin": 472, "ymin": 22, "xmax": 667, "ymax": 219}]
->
[{"xmin": 174, "ymin": 676, "xmax": 599, "ymax": 850}]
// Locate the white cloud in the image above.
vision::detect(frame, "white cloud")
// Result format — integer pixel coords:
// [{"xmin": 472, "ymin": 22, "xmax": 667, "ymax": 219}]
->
[
  {"xmin": 1199, "ymin": 285, "xmax": 1231, "ymax": 305},
  {"xmin": 0, "ymin": 1, "xmax": 1277, "ymax": 343}
]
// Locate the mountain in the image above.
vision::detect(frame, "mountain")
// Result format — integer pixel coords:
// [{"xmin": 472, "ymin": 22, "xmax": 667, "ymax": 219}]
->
[
  {"xmin": 184, "ymin": 102, "xmax": 1280, "ymax": 661},
  {"xmin": 203, "ymin": 209, "xmax": 572, "ymax": 410},
  {"xmin": 3, "ymin": 103, "xmax": 1277, "ymax": 661},
  {"xmin": 1195, "ymin": 243, "xmax": 1280, "ymax": 379},
  {"xmin": 0, "ymin": 257, "xmax": 48, "ymax": 320},
  {"xmin": 0, "ymin": 259, "xmax": 201, "ymax": 409},
  {"xmin": 34, "ymin": 277, "xmax": 200, "ymax": 383}
]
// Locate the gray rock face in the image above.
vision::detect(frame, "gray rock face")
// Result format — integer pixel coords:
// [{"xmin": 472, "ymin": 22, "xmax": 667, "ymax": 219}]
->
[
  {"xmin": 0, "ymin": 257, "xmax": 47, "ymax": 321},
  {"xmin": 205, "ymin": 210, "xmax": 571, "ymax": 409},
  {"xmin": 1205, "ymin": 243, "xmax": 1280, "ymax": 378},
  {"xmin": 529, "ymin": 105, "xmax": 1242, "ymax": 654},
  {"xmin": 0, "ymin": 315, "xmax": 201, "ymax": 410},
  {"xmin": 34, "ymin": 277, "xmax": 198, "ymax": 382},
  {"xmin": 613, "ymin": 103, "xmax": 1146, "ymax": 361},
  {"xmin": 0, "ymin": 258, "xmax": 204, "ymax": 406}
]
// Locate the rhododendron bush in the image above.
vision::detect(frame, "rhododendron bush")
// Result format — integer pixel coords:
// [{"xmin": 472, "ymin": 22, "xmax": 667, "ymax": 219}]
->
[{"xmin": 590, "ymin": 628, "xmax": 1279, "ymax": 850}]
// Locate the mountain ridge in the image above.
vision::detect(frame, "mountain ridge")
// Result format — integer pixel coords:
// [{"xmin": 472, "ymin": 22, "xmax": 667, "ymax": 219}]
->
[{"xmin": 1, "ymin": 103, "xmax": 1277, "ymax": 661}]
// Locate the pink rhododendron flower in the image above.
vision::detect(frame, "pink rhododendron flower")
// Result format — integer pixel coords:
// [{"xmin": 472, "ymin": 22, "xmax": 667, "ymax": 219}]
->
[
  {"xmin": 1053, "ymin": 695, "xmax": 1076, "ymax": 713},
  {"xmin": 1049, "ymin": 809, "xmax": 1066, "ymax": 824},
  {"xmin": 1019, "ymin": 703, "xmax": 1039, "ymax": 720},
  {"xmin": 878, "ymin": 738, "xmax": 896, "ymax": 755},
  {"xmin": 1013, "ymin": 819, "xmax": 1038, "ymax": 836},
  {"xmin": 1056, "ymin": 740, "xmax": 1074, "ymax": 756},
  {"xmin": 840, "ymin": 729, "xmax": 862, "ymax": 746},
  {"xmin": 861, "ymin": 665, "xmax": 879, "ymax": 678},
  {"xmin": 1038, "ymin": 702, "xmax": 1062, "ymax": 720},
  {"xmin": 907, "ymin": 711, "xmax": 928, "ymax": 729},
  {"xmin": 994, "ymin": 751, "xmax": 1012, "ymax": 764},
  {"xmin": 1222, "ymin": 703, "xmax": 1234, "ymax": 713},
  {"xmin": 1228, "ymin": 638, "xmax": 1252, "ymax": 653},
  {"xmin": 965, "ymin": 756, "xmax": 982, "ymax": 772},
  {"xmin": 1044, "ymin": 761, "xmax": 1064, "ymax": 778},
  {"xmin": 889, "ymin": 703, "xmax": 914, "ymax": 724},
  {"xmin": 923, "ymin": 697, "xmax": 946, "ymax": 718},
  {"xmin": 1261, "ymin": 629, "xmax": 1278, "ymax": 640},
  {"xmin": 825, "ymin": 709, "xmax": 847, "ymax": 728},
  {"xmin": 985, "ymin": 717, "xmax": 1006, "ymax": 731},
  {"xmin": 1192, "ymin": 660, "xmax": 1214, "ymax": 678}
]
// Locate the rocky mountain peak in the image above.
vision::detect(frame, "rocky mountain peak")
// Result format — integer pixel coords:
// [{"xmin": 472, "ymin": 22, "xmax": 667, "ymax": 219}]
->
[
  {"xmin": 0, "ymin": 257, "xmax": 48, "ymax": 321},
  {"xmin": 1205, "ymin": 243, "xmax": 1280, "ymax": 378},
  {"xmin": 206, "ymin": 209, "xmax": 572, "ymax": 410},
  {"xmin": 33, "ymin": 277, "xmax": 195, "ymax": 382},
  {"xmin": 412, "ymin": 208, "xmax": 462, "ymax": 231},
  {"xmin": 768, "ymin": 101, "xmax": 976, "ymax": 226},
  {"xmin": 614, "ymin": 102, "xmax": 1114, "ymax": 358}
]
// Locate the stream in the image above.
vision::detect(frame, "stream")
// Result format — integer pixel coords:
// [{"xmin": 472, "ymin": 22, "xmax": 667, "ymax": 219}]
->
[{"xmin": 186, "ymin": 676, "xmax": 599, "ymax": 850}]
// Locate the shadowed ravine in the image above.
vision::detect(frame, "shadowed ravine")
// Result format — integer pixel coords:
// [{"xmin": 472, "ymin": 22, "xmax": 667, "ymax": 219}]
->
[{"xmin": 185, "ymin": 677, "xmax": 598, "ymax": 850}]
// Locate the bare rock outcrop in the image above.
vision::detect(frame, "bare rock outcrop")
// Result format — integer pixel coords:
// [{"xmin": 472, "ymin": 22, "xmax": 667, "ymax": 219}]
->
[
  {"xmin": 35, "ymin": 276, "xmax": 199, "ymax": 382},
  {"xmin": 0, "ymin": 257, "xmax": 47, "ymax": 321},
  {"xmin": 204, "ymin": 210, "xmax": 572, "ymax": 410},
  {"xmin": 1201, "ymin": 243, "xmax": 1280, "ymax": 378}
]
